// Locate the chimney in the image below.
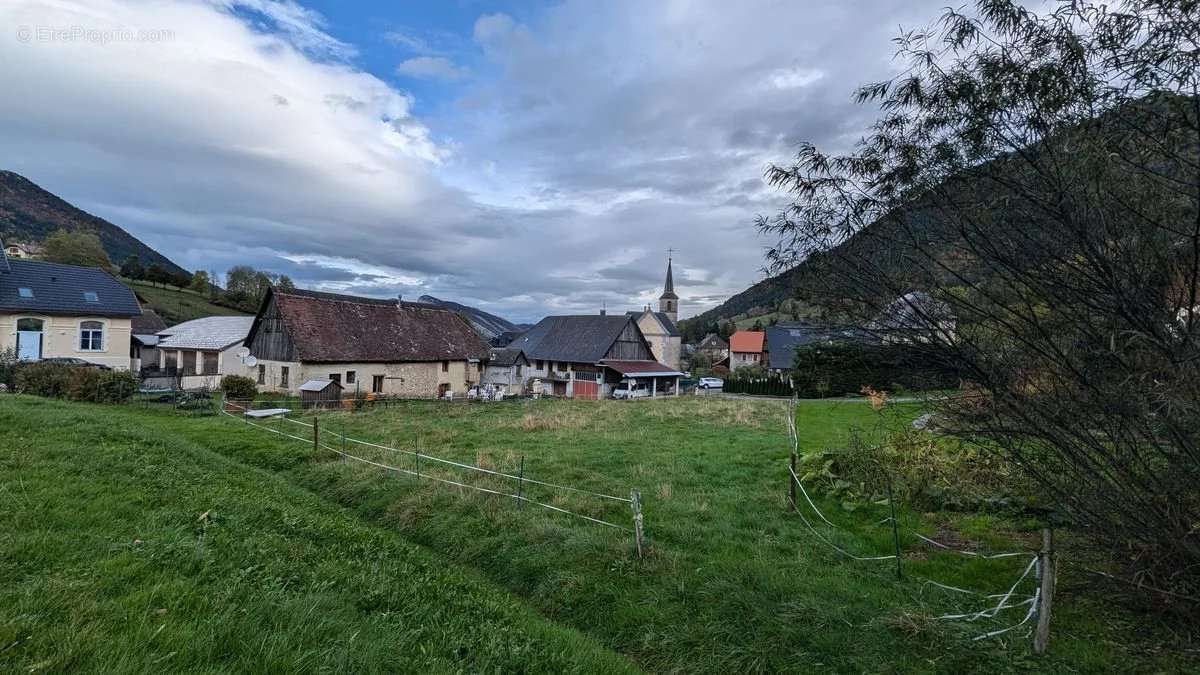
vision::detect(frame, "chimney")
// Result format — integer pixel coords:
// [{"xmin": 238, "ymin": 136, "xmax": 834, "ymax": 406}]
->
[{"xmin": 396, "ymin": 294, "xmax": 403, "ymax": 308}]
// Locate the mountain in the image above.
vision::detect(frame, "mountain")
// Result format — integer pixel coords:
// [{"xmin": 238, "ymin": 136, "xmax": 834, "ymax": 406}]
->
[
  {"xmin": 0, "ymin": 170, "xmax": 187, "ymax": 276},
  {"xmin": 416, "ymin": 295, "xmax": 528, "ymax": 342}
]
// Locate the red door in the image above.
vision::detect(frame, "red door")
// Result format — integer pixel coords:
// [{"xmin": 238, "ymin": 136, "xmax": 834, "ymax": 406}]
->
[{"xmin": 573, "ymin": 380, "xmax": 599, "ymax": 400}]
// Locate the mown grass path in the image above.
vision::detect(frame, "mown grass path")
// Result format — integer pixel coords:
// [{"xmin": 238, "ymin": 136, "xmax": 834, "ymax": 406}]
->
[{"xmin": 2, "ymin": 395, "xmax": 1193, "ymax": 673}]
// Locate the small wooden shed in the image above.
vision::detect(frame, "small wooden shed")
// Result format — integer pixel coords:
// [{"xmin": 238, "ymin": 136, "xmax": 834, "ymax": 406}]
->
[{"xmin": 299, "ymin": 378, "xmax": 343, "ymax": 409}]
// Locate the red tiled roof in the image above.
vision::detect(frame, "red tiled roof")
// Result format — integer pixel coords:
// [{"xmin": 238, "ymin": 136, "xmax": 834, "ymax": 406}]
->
[
  {"xmin": 600, "ymin": 359, "xmax": 684, "ymax": 376},
  {"xmin": 729, "ymin": 330, "xmax": 765, "ymax": 353},
  {"xmin": 268, "ymin": 288, "xmax": 490, "ymax": 363}
]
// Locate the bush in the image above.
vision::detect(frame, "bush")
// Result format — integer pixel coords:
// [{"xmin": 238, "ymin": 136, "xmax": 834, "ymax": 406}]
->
[
  {"xmin": 797, "ymin": 419, "xmax": 1029, "ymax": 513},
  {"xmin": 16, "ymin": 363, "xmax": 137, "ymax": 403},
  {"xmin": 220, "ymin": 374, "xmax": 257, "ymax": 401},
  {"xmin": 0, "ymin": 348, "xmax": 18, "ymax": 390},
  {"xmin": 16, "ymin": 362, "xmax": 74, "ymax": 398}
]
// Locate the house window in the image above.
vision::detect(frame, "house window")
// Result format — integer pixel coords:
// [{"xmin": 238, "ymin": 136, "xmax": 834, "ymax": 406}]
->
[
  {"xmin": 79, "ymin": 321, "xmax": 104, "ymax": 351},
  {"xmin": 83, "ymin": 291, "xmax": 99, "ymax": 303},
  {"xmin": 257, "ymin": 364, "xmax": 265, "ymax": 385},
  {"xmin": 280, "ymin": 366, "xmax": 289, "ymax": 388},
  {"xmin": 442, "ymin": 360, "xmax": 449, "ymax": 373},
  {"xmin": 536, "ymin": 360, "xmax": 544, "ymax": 370},
  {"xmin": 329, "ymin": 373, "xmax": 341, "ymax": 385},
  {"xmin": 372, "ymin": 374, "xmax": 384, "ymax": 393},
  {"xmin": 346, "ymin": 370, "xmax": 356, "ymax": 385},
  {"xmin": 202, "ymin": 352, "xmax": 219, "ymax": 375},
  {"xmin": 183, "ymin": 351, "xmax": 197, "ymax": 376},
  {"xmin": 515, "ymin": 364, "xmax": 522, "ymax": 377}
]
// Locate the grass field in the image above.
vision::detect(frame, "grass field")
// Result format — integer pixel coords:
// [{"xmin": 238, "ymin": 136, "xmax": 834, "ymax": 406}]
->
[
  {"xmin": 121, "ymin": 278, "xmax": 248, "ymax": 324},
  {"xmin": 1, "ymin": 395, "xmax": 1193, "ymax": 673}
]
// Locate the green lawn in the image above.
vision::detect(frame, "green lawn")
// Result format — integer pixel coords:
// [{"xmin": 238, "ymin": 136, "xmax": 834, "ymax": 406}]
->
[
  {"xmin": 1, "ymin": 395, "xmax": 1192, "ymax": 673},
  {"xmin": 0, "ymin": 396, "xmax": 635, "ymax": 674},
  {"xmin": 122, "ymin": 278, "xmax": 247, "ymax": 324}
]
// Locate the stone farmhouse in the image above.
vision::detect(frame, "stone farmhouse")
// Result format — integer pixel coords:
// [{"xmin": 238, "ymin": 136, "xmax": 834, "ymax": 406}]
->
[{"xmin": 243, "ymin": 287, "xmax": 489, "ymax": 398}]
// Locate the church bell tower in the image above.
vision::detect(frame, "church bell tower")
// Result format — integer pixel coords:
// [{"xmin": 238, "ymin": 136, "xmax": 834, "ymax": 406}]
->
[{"xmin": 659, "ymin": 254, "xmax": 678, "ymax": 323}]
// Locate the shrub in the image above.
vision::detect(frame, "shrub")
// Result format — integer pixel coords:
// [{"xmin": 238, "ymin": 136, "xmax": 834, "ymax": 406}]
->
[
  {"xmin": 16, "ymin": 362, "xmax": 74, "ymax": 398},
  {"xmin": 220, "ymin": 374, "xmax": 257, "ymax": 401},
  {"xmin": 0, "ymin": 348, "xmax": 18, "ymax": 390},
  {"xmin": 66, "ymin": 368, "xmax": 138, "ymax": 403}
]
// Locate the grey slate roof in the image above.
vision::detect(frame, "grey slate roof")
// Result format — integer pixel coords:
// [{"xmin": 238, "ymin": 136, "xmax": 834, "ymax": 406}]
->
[
  {"xmin": 698, "ymin": 333, "xmax": 729, "ymax": 350},
  {"xmin": 765, "ymin": 322, "xmax": 876, "ymax": 370},
  {"xmin": 0, "ymin": 258, "xmax": 141, "ymax": 317},
  {"xmin": 488, "ymin": 347, "xmax": 527, "ymax": 367},
  {"xmin": 509, "ymin": 315, "xmax": 638, "ymax": 363},
  {"xmin": 158, "ymin": 315, "xmax": 255, "ymax": 350}
]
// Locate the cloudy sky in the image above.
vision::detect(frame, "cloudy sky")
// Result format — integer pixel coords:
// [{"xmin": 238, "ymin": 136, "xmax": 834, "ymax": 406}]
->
[{"xmin": 0, "ymin": 0, "xmax": 945, "ymax": 322}]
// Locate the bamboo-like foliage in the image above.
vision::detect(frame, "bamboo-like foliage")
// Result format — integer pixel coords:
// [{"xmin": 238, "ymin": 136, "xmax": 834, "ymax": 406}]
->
[{"xmin": 758, "ymin": 0, "xmax": 1200, "ymax": 591}]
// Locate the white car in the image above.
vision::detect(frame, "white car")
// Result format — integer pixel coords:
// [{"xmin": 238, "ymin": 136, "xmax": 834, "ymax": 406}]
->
[
  {"xmin": 697, "ymin": 377, "xmax": 724, "ymax": 390},
  {"xmin": 612, "ymin": 381, "xmax": 650, "ymax": 399}
]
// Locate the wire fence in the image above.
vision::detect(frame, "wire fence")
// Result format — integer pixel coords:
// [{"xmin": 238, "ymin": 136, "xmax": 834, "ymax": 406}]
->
[
  {"xmin": 219, "ymin": 399, "xmax": 646, "ymax": 551},
  {"xmin": 781, "ymin": 399, "xmax": 1050, "ymax": 647}
]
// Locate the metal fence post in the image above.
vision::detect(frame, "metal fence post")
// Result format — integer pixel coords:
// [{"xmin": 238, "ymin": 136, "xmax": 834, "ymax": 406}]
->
[
  {"xmin": 630, "ymin": 489, "xmax": 645, "ymax": 559},
  {"xmin": 516, "ymin": 455, "xmax": 525, "ymax": 507},
  {"xmin": 886, "ymin": 476, "xmax": 902, "ymax": 581}
]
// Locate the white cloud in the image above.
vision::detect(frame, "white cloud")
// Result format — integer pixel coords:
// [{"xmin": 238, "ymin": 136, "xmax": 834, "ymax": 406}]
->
[
  {"xmin": 396, "ymin": 56, "xmax": 468, "ymax": 81},
  {"xmin": 0, "ymin": 0, "xmax": 949, "ymax": 323}
]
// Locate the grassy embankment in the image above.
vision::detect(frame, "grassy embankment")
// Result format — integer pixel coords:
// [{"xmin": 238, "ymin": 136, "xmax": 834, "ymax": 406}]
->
[
  {"xmin": 2, "ymin": 395, "xmax": 1193, "ymax": 673},
  {"xmin": 121, "ymin": 278, "xmax": 247, "ymax": 324},
  {"xmin": 0, "ymin": 396, "xmax": 636, "ymax": 673}
]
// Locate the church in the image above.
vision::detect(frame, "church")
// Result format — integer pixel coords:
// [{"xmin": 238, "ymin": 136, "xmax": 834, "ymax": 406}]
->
[{"xmin": 628, "ymin": 256, "xmax": 682, "ymax": 371}]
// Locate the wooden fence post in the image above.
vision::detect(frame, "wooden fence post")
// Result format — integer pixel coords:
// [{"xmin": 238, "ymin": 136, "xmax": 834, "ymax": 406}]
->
[
  {"xmin": 1034, "ymin": 528, "xmax": 1056, "ymax": 655},
  {"xmin": 312, "ymin": 416, "xmax": 319, "ymax": 453},
  {"xmin": 630, "ymin": 489, "xmax": 645, "ymax": 559}
]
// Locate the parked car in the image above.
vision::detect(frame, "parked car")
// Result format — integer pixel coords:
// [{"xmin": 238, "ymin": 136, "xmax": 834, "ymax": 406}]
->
[
  {"xmin": 697, "ymin": 377, "xmax": 724, "ymax": 389},
  {"xmin": 612, "ymin": 381, "xmax": 650, "ymax": 399}
]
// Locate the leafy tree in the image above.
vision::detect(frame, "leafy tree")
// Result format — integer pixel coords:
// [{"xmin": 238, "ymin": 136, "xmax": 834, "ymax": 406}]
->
[
  {"xmin": 120, "ymin": 254, "xmax": 144, "ymax": 280},
  {"xmin": 189, "ymin": 270, "xmax": 210, "ymax": 294},
  {"xmin": 758, "ymin": 0, "xmax": 1200, "ymax": 589},
  {"xmin": 145, "ymin": 263, "xmax": 168, "ymax": 288},
  {"xmin": 277, "ymin": 275, "xmax": 295, "ymax": 291},
  {"xmin": 43, "ymin": 229, "xmax": 111, "ymax": 269},
  {"xmin": 751, "ymin": 319, "xmax": 764, "ymax": 331}
]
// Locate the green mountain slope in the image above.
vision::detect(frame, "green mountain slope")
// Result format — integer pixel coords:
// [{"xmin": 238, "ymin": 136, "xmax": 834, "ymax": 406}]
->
[
  {"xmin": 123, "ymin": 278, "xmax": 248, "ymax": 325},
  {"xmin": 0, "ymin": 170, "xmax": 187, "ymax": 276}
]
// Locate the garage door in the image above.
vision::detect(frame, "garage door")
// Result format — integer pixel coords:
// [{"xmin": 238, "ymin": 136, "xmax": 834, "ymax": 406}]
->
[{"xmin": 573, "ymin": 380, "xmax": 599, "ymax": 400}]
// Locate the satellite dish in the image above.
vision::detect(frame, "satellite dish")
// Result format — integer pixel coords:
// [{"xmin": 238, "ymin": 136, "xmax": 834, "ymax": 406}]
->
[
  {"xmin": 244, "ymin": 355, "xmax": 258, "ymax": 368},
  {"xmin": 236, "ymin": 346, "xmax": 250, "ymax": 358}
]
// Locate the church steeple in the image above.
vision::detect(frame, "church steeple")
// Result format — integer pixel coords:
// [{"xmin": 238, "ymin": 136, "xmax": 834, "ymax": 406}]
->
[{"xmin": 659, "ymin": 253, "xmax": 678, "ymax": 322}]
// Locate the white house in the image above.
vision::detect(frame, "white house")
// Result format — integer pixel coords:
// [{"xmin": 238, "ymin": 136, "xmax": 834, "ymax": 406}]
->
[{"xmin": 155, "ymin": 315, "xmax": 255, "ymax": 390}]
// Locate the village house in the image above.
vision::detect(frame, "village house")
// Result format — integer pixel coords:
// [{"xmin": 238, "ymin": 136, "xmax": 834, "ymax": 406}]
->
[
  {"xmin": 491, "ymin": 313, "xmax": 683, "ymax": 399},
  {"xmin": 483, "ymin": 346, "xmax": 530, "ymax": 395},
  {"xmin": 764, "ymin": 321, "xmax": 875, "ymax": 374},
  {"xmin": 696, "ymin": 333, "xmax": 729, "ymax": 362},
  {"xmin": 151, "ymin": 315, "xmax": 256, "ymax": 390},
  {"xmin": 243, "ymin": 287, "xmax": 489, "ymax": 398},
  {"xmin": 627, "ymin": 256, "xmax": 683, "ymax": 370},
  {"xmin": 3, "ymin": 241, "xmax": 44, "ymax": 259},
  {"xmin": 871, "ymin": 291, "xmax": 956, "ymax": 344},
  {"xmin": 0, "ymin": 242, "xmax": 141, "ymax": 369},
  {"xmin": 129, "ymin": 309, "xmax": 167, "ymax": 373},
  {"xmin": 728, "ymin": 330, "xmax": 766, "ymax": 370}
]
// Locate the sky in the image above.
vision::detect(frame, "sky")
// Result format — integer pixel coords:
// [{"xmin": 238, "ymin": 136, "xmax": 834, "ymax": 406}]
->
[{"xmin": 0, "ymin": 0, "xmax": 946, "ymax": 323}]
